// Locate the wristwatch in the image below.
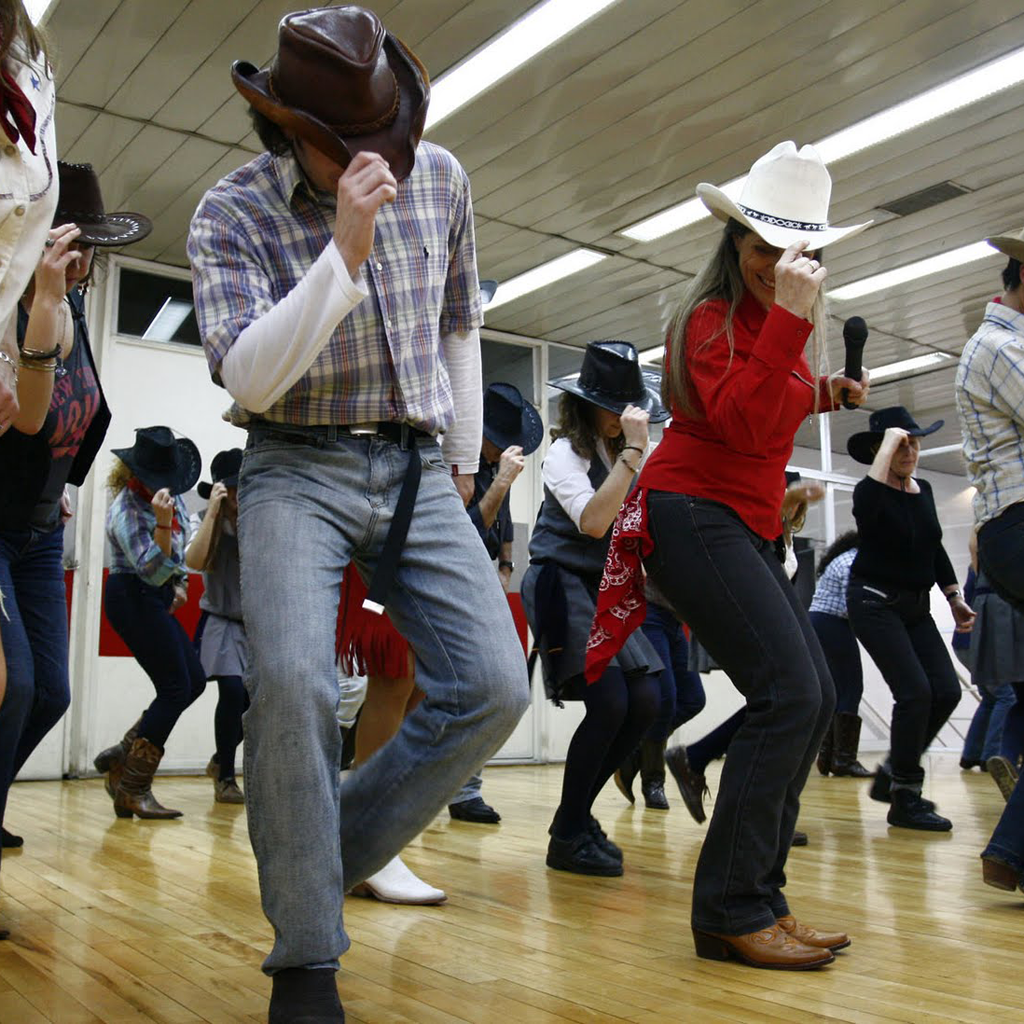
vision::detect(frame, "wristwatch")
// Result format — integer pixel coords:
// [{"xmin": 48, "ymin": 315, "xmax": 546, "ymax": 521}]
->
[
  {"xmin": 946, "ymin": 589, "xmax": 962, "ymax": 602},
  {"xmin": 499, "ymin": 560, "xmax": 515, "ymax": 571}
]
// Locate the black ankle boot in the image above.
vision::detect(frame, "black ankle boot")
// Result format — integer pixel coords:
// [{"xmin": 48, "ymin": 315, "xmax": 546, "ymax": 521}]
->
[
  {"xmin": 588, "ymin": 816, "xmax": 623, "ymax": 862},
  {"xmin": 887, "ymin": 788, "xmax": 952, "ymax": 832},
  {"xmin": 614, "ymin": 745, "xmax": 641, "ymax": 805},
  {"xmin": 546, "ymin": 832, "xmax": 623, "ymax": 876},
  {"xmin": 816, "ymin": 718, "xmax": 835, "ymax": 776},
  {"xmin": 640, "ymin": 740, "xmax": 669, "ymax": 809},
  {"xmin": 269, "ymin": 967, "xmax": 345, "ymax": 1024}
]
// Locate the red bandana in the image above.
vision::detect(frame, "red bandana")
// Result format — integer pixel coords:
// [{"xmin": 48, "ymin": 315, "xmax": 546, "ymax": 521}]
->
[
  {"xmin": 0, "ymin": 65, "xmax": 37, "ymax": 153},
  {"xmin": 128, "ymin": 477, "xmax": 180, "ymax": 533}
]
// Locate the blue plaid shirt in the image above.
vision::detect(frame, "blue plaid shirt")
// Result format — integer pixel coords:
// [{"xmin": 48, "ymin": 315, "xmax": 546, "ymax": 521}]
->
[
  {"xmin": 809, "ymin": 548, "xmax": 856, "ymax": 619},
  {"xmin": 187, "ymin": 142, "xmax": 481, "ymax": 429},
  {"xmin": 956, "ymin": 300, "xmax": 1024, "ymax": 526},
  {"xmin": 106, "ymin": 487, "xmax": 189, "ymax": 588}
]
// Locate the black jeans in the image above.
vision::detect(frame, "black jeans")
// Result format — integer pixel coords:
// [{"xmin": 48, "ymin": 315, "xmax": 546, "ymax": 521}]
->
[
  {"xmin": 105, "ymin": 573, "xmax": 207, "ymax": 749},
  {"xmin": 809, "ymin": 611, "xmax": 864, "ymax": 715},
  {"xmin": 978, "ymin": 502, "xmax": 1024, "ymax": 609},
  {"xmin": 644, "ymin": 492, "xmax": 835, "ymax": 935},
  {"xmin": 846, "ymin": 577, "xmax": 960, "ymax": 787}
]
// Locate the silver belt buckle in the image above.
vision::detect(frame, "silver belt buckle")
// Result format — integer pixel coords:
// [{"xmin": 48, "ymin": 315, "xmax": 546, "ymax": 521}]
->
[{"xmin": 347, "ymin": 422, "xmax": 379, "ymax": 437}]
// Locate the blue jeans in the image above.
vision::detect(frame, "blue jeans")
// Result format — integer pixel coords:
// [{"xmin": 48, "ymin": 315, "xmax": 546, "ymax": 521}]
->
[
  {"xmin": 962, "ymin": 681, "xmax": 1016, "ymax": 764},
  {"xmin": 237, "ymin": 426, "xmax": 529, "ymax": 973},
  {"xmin": 984, "ymin": 772, "xmax": 1024, "ymax": 874},
  {"xmin": 640, "ymin": 601, "xmax": 705, "ymax": 741},
  {"xmin": 0, "ymin": 525, "xmax": 70, "ymax": 830},
  {"xmin": 809, "ymin": 611, "xmax": 863, "ymax": 715},
  {"xmin": 449, "ymin": 772, "xmax": 483, "ymax": 805}
]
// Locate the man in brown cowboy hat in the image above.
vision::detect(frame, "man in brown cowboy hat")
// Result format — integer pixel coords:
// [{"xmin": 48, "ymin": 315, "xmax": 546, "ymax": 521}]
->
[{"xmin": 187, "ymin": 8, "xmax": 529, "ymax": 1022}]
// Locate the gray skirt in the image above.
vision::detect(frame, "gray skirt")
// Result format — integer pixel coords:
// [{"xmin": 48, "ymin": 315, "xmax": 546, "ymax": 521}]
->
[
  {"xmin": 522, "ymin": 562, "xmax": 662, "ymax": 702},
  {"xmin": 971, "ymin": 587, "xmax": 1024, "ymax": 687},
  {"xmin": 198, "ymin": 613, "xmax": 248, "ymax": 680}
]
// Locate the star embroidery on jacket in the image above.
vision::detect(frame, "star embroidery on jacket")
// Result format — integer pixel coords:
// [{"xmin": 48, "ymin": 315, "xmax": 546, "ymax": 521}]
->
[{"xmin": 30, "ymin": 73, "xmax": 40, "ymax": 90}]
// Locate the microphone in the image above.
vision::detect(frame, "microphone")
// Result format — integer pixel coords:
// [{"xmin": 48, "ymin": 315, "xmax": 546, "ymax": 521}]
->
[{"xmin": 841, "ymin": 316, "xmax": 868, "ymax": 410}]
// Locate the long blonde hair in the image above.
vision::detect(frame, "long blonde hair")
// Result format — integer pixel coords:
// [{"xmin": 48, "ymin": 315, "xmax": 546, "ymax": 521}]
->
[
  {"xmin": 106, "ymin": 458, "xmax": 133, "ymax": 496},
  {"xmin": 663, "ymin": 219, "xmax": 828, "ymax": 417}
]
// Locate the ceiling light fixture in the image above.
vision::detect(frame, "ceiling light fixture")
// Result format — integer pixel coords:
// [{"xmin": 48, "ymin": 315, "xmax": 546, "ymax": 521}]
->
[
  {"xmin": 484, "ymin": 249, "xmax": 607, "ymax": 310},
  {"xmin": 426, "ymin": 0, "xmax": 621, "ymax": 131},
  {"xmin": 639, "ymin": 345, "xmax": 665, "ymax": 365},
  {"xmin": 868, "ymin": 352, "xmax": 954, "ymax": 382},
  {"xmin": 142, "ymin": 298, "xmax": 194, "ymax": 343},
  {"xmin": 830, "ymin": 241, "xmax": 997, "ymax": 301},
  {"xmin": 621, "ymin": 44, "xmax": 1024, "ymax": 243},
  {"xmin": 24, "ymin": 0, "xmax": 56, "ymax": 25}
]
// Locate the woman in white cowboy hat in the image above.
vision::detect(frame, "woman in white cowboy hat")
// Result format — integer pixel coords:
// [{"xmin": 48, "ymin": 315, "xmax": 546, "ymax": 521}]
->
[
  {"xmin": 587, "ymin": 141, "xmax": 870, "ymax": 969},
  {"xmin": 523, "ymin": 340, "xmax": 669, "ymax": 877},
  {"xmin": 92, "ymin": 426, "xmax": 205, "ymax": 820},
  {"xmin": 845, "ymin": 407, "xmax": 975, "ymax": 831},
  {"xmin": 0, "ymin": 161, "xmax": 151, "ymax": 851}
]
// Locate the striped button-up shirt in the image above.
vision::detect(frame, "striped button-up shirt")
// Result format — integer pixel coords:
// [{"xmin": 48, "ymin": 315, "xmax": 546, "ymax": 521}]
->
[
  {"xmin": 187, "ymin": 142, "xmax": 481, "ymax": 429},
  {"xmin": 956, "ymin": 300, "xmax": 1024, "ymax": 527},
  {"xmin": 809, "ymin": 548, "xmax": 856, "ymax": 619},
  {"xmin": 106, "ymin": 486, "xmax": 189, "ymax": 588}
]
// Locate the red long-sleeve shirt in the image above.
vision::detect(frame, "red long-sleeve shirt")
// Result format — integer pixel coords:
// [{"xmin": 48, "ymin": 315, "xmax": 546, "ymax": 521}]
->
[{"xmin": 640, "ymin": 291, "xmax": 834, "ymax": 540}]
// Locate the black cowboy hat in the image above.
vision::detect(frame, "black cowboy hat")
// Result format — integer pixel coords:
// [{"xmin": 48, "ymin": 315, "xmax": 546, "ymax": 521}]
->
[
  {"xmin": 231, "ymin": 6, "xmax": 429, "ymax": 183},
  {"xmin": 54, "ymin": 162, "xmax": 152, "ymax": 247},
  {"xmin": 197, "ymin": 448, "xmax": 243, "ymax": 500},
  {"xmin": 847, "ymin": 406, "xmax": 944, "ymax": 465},
  {"xmin": 112, "ymin": 426, "xmax": 201, "ymax": 496},
  {"xmin": 483, "ymin": 383, "xmax": 542, "ymax": 455},
  {"xmin": 548, "ymin": 341, "xmax": 670, "ymax": 423}
]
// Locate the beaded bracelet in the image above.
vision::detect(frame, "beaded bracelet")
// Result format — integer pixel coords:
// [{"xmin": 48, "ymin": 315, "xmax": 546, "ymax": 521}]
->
[
  {"xmin": 20, "ymin": 343, "xmax": 62, "ymax": 361},
  {"xmin": 18, "ymin": 357, "xmax": 57, "ymax": 372}
]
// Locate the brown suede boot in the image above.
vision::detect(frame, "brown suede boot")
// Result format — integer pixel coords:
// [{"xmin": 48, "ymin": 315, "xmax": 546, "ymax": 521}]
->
[
  {"xmin": 93, "ymin": 718, "xmax": 142, "ymax": 799},
  {"xmin": 113, "ymin": 738, "xmax": 182, "ymax": 819}
]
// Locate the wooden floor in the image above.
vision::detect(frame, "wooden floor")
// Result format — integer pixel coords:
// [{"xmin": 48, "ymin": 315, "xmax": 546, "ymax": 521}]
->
[{"xmin": 0, "ymin": 758, "xmax": 1020, "ymax": 1023}]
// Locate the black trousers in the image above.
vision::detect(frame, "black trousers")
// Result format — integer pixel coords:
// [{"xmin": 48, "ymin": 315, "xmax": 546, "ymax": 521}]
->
[
  {"xmin": 105, "ymin": 573, "xmax": 207, "ymax": 750},
  {"xmin": 644, "ymin": 492, "xmax": 834, "ymax": 935},
  {"xmin": 846, "ymin": 577, "xmax": 960, "ymax": 786},
  {"xmin": 809, "ymin": 611, "xmax": 863, "ymax": 715}
]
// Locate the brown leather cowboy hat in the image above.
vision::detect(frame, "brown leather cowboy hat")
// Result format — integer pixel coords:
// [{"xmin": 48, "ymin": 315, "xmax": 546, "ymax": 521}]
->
[
  {"xmin": 54, "ymin": 161, "xmax": 152, "ymax": 247},
  {"xmin": 232, "ymin": 6, "xmax": 430, "ymax": 182}
]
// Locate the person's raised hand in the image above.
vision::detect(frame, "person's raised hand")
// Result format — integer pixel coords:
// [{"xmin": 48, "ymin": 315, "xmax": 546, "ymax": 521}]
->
[
  {"xmin": 774, "ymin": 241, "xmax": 827, "ymax": 321},
  {"xmin": 35, "ymin": 224, "xmax": 83, "ymax": 310},
  {"xmin": 619, "ymin": 405, "xmax": 650, "ymax": 451},
  {"xmin": 334, "ymin": 151, "xmax": 398, "ymax": 279},
  {"xmin": 497, "ymin": 445, "xmax": 525, "ymax": 486},
  {"xmin": 151, "ymin": 487, "xmax": 175, "ymax": 527}
]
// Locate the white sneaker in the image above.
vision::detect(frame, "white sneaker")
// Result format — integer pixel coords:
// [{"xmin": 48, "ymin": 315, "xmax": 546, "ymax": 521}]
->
[{"xmin": 349, "ymin": 854, "xmax": 446, "ymax": 905}]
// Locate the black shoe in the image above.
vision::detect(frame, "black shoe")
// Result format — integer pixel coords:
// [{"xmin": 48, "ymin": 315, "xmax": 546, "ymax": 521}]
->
[
  {"xmin": 960, "ymin": 756, "xmax": 986, "ymax": 771},
  {"xmin": 886, "ymin": 789, "xmax": 952, "ymax": 832},
  {"xmin": 546, "ymin": 833, "xmax": 623, "ymax": 876},
  {"xmin": 448, "ymin": 797, "xmax": 501, "ymax": 823},
  {"xmin": 1, "ymin": 827, "xmax": 23, "ymax": 849},
  {"xmin": 642, "ymin": 776, "xmax": 669, "ymax": 810},
  {"xmin": 588, "ymin": 816, "xmax": 623, "ymax": 862},
  {"xmin": 791, "ymin": 830, "xmax": 809, "ymax": 847},
  {"xmin": 869, "ymin": 764, "xmax": 892, "ymax": 803},
  {"xmin": 665, "ymin": 746, "xmax": 708, "ymax": 824},
  {"xmin": 614, "ymin": 746, "xmax": 640, "ymax": 805},
  {"xmin": 269, "ymin": 967, "xmax": 345, "ymax": 1024}
]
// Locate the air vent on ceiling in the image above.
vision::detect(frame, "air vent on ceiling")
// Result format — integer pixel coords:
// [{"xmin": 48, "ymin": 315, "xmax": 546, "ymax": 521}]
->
[{"xmin": 878, "ymin": 181, "xmax": 973, "ymax": 217}]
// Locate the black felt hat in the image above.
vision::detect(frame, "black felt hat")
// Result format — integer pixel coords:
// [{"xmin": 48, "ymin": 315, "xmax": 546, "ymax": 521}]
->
[
  {"xmin": 112, "ymin": 426, "xmax": 201, "ymax": 495},
  {"xmin": 847, "ymin": 406, "xmax": 944, "ymax": 465},
  {"xmin": 197, "ymin": 448, "xmax": 243, "ymax": 500},
  {"xmin": 548, "ymin": 341, "xmax": 669, "ymax": 423},
  {"xmin": 482, "ymin": 383, "xmax": 543, "ymax": 455}
]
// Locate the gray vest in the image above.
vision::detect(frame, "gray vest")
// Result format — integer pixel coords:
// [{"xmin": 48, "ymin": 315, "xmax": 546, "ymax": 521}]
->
[
  {"xmin": 528, "ymin": 452, "xmax": 611, "ymax": 583},
  {"xmin": 198, "ymin": 516, "xmax": 243, "ymax": 621}
]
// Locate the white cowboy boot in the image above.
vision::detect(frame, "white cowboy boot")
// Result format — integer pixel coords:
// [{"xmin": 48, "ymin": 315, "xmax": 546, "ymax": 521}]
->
[{"xmin": 349, "ymin": 854, "xmax": 446, "ymax": 905}]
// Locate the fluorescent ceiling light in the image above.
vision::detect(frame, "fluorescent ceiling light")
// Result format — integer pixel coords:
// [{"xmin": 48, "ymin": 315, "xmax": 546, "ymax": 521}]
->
[
  {"xmin": 869, "ymin": 352, "xmax": 953, "ymax": 382},
  {"xmin": 142, "ymin": 298, "xmax": 193, "ymax": 342},
  {"xmin": 830, "ymin": 241, "xmax": 996, "ymax": 301},
  {"xmin": 426, "ymin": 0, "xmax": 620, "ymax": 131},
  {"xmin": 621, "ymin": 43, "xmax": 1024, "ymax": 243},
  {"xmin": 24, "ymin": 0, "xmax": 56, "ymax": 25},
  {"xmin": 639, "ymin": 345, "xmax": 664, "ymax": 364},
  {"xmin": 485, "ymin": 249, "xmax": 607, "ymax": 310}
]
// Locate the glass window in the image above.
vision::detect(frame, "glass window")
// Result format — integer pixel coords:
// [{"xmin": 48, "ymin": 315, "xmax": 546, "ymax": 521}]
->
[
  {"xmin": 481, "ymin": 338, "xmax": 536, "ymax": 404},
  {"xmin": 117, "ymin": 268, "xmax": 201, "ymax": 348}
]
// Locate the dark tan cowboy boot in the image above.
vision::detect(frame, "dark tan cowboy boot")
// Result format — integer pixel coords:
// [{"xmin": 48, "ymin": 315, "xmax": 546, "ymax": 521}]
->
[
  {"xmin": 93, "ymin": 717, "xmax": 142, "ymax": 798},
  {"xmin": 113, "ymin": 738, "xmax": 182, "ymax": 819}
]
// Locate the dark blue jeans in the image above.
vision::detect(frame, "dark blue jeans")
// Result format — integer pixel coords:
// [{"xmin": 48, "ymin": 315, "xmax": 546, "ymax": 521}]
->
[
  {"xmin": 0, "ymin": 525, "xmax": 70, "ymax": 831},
  {"xmin": 641, "ymin": 602, "xmax": 706, "ymax": 742},
  {"xmin": 984, "ymin": 772, "xmax": 1024, "ymax": 874},
  {"xmin": 644, "ymin": 492, "xmax": 835, "ymax": 936},
  {"xmin": 809, "ymin": 610, "xmax": 863, "ymax": 715},
  {"xmin": 962, "ymin": 681, "xmax": 1016, "ymax": 764},
  {"xmin": 104, "ymin": 573, "xmax": 206, "ymax": 749}
]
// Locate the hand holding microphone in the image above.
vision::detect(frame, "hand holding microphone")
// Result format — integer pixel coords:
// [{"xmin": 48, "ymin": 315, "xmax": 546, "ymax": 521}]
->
[{"xmin": 830, "ymin": 316, "xmax": 871, "ymax": 409}]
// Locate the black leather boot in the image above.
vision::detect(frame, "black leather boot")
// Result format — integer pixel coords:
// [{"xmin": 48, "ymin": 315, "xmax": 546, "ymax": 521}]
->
[
  {"xmin": 269, "ymin": 967, "xmax": 345, "ymax": 1024},
  {"xmin": 887, "ymin": 787, "xmax": 951, "ymax": 831},
  {"xmin": 830, "ymin": 713, "xmax": 875, "ymax": 778},
  {"xmin": 613, "ymin": 745, "xmax": 640, "ymax": 805},
  {"xmin": 665, "ymin": 745, "xmax": 709, "ymax": 824},
  {"xmin": 816, "ymin": 718, "xmax": 834, "ymax": 776},
  {"xmin": 640, "ymin": 740, "xmax": 669, "ymax": 809},
  {"xmin": 546, "ymin": 832, "xmax": 623, "ymax": 876}
]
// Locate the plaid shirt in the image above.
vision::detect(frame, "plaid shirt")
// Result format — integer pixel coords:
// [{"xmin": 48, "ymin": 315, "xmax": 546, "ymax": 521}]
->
[
  {"xmin": 187, "ymin": 142, "xmax": 481, "ymax": 429},
  {"xmin": 809, "ymin": 548, "xmax": 856, "ymax": 619},
  {"xmin": 106, "ymin": 486, "xmax": 189, "ymax": 587},
  {"xmin": 956, "ymin": 300, "xmax": 1024, "ymax": 526}
]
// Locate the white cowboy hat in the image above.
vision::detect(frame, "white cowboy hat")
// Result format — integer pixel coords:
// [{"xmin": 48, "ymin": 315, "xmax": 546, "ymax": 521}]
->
[
  {"xmin": 986, "ymin": 226, "xmax": 1024, "ymax": 262},
  {"xmin": 696, "ymin": 141, "xmax": 872, "ymax": 250}
]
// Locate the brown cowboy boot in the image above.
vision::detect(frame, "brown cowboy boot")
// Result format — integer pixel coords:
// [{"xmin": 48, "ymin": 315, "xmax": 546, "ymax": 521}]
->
[
  {"xmin": 816, "ymin": 717, "xmax": 835, "ymax": 776},
  {"xmin": 830, "ymin": 713, "xmax": 875, "ymax": 778},
  {"xmin": 113, "ymin": 738, "xmax": 182, "ymax": 819},
  {"xmin": 93, "ymin": 718, "xmax": 142, "ymax": 798}
]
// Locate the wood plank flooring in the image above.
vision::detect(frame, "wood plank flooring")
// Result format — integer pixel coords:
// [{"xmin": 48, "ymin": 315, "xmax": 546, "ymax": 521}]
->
[{"xmin": 0, "ymin": 757, "xmax": 1020, "ymax": 1023}]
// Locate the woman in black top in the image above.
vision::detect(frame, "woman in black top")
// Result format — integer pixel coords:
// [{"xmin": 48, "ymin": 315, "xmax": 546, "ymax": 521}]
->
[{"xmin": 845, "ymin": 407, "xmax": 975, "ymax": 831}]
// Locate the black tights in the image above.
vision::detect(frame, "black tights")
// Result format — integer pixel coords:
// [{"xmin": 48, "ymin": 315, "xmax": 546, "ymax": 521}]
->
[
  {"xmin": 213, "ymin": 675, "xmax": 249, "ymax": 780},
  {"xmin": 552, "ymin": 667, "xmax": 660, "ymax": 838}
]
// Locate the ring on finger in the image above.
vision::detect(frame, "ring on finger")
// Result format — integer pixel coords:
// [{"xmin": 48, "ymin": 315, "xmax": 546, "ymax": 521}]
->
[{"xmin": 44, "ymin": 238, "xmax": 55, "ymax": 248}]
